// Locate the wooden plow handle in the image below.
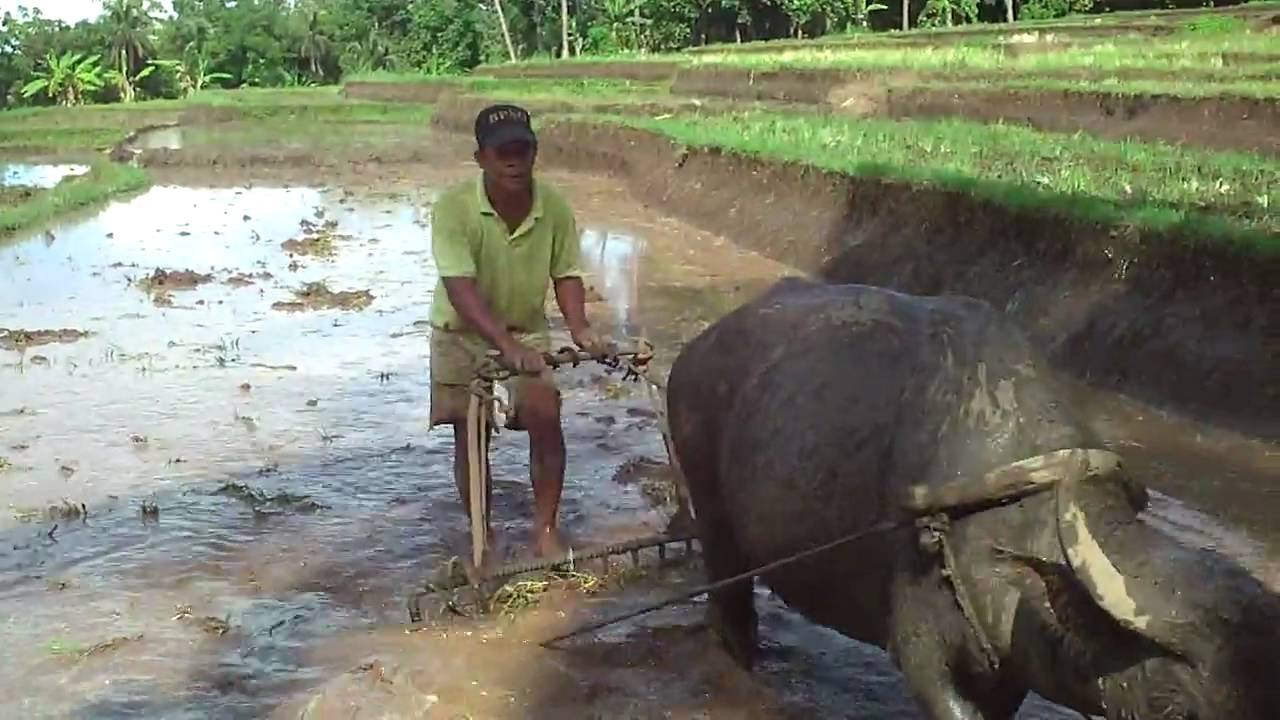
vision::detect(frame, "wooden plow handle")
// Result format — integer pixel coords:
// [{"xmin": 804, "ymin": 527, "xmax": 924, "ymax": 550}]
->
[{"xmin": 458, "ymin": 338, "xmax": 663, "ymax": 593}]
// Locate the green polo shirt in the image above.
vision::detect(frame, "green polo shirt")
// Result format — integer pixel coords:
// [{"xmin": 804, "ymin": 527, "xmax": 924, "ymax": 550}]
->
[{"xmin": 429, "ymin": 175, "xmax": 583, "ymax": 334}]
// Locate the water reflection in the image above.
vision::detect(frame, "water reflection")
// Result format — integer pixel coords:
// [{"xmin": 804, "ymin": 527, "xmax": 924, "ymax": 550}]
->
[
  {"xmin": 578, "ymin": 227, "xmax": 643, "ymax": 336},
  {"xmin": 133, "ymin": 126, "xmax": 184, "ymax": 150},
  {"xmin": 2, "ymin": 163, "xmax": 89, "ymax": 188}
]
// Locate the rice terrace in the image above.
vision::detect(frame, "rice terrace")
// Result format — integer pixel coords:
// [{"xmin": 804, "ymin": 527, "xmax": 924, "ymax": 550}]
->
[{"xmin": 0, "ymin": 0, "xmax": 1276, "ymax": 718}]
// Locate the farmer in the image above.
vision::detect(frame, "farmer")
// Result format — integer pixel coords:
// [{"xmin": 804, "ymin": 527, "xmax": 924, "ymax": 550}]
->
[{"xmin": 428, "ymin": 103, "xmax": 613, "ymax": 559}]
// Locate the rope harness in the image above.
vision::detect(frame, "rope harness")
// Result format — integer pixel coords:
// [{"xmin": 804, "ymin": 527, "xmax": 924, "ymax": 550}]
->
[{"xmin": 540, "ymin": 448, "xmax": 1118, "ymax": 661}]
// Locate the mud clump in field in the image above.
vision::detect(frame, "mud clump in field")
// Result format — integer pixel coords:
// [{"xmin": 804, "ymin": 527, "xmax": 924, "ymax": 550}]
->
[
  {"xmin": 224, "ymin": 271, "xmax": 274, "ymax": 287},
  {"xmin": 0, "ymin": 327, "xmax": 91, "ymax": 350},
  {"xmin": 272, "ymin": 281, "xmax": 374, "ymax": 312},
  {"xmin": 135, "ymin": 268, "xmax": 214, "ymax": 293},
  {"xmin": 281, "ymin": 218, "xmax": 350, "ymax": 258}
]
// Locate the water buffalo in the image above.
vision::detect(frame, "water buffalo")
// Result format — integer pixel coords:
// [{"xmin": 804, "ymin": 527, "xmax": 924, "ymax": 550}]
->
[{"xmin": 666, "ymin": 277, "xmax": 1280, "ymax": 720}]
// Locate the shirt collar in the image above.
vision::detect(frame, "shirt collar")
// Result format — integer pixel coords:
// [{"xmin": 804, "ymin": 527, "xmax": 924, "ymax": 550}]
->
[{"xmin": 475, "ymin": 174, "xmax": 543, "ymax": 222}]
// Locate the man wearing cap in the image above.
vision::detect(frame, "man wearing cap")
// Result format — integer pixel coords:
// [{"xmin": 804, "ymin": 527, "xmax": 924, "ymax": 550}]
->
[{"xmin": 428, "ymin": 104, "xmax": 612, "ymax": 559}]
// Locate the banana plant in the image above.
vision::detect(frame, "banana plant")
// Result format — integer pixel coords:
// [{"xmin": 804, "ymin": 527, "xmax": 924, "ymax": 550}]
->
[
  {"xmin": 173, "ymin": 56, "xmax": 231, "ymax": 97},
  {"xmin": 104, "ymin": 48, "xmax": 156, "ymax": 103},
  {"xmin": 21, "ymin": 51, "xmax": 105, "ymax": 106}
]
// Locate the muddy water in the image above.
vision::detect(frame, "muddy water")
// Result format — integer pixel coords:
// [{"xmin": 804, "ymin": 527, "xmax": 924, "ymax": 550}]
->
[{"xmin": 0, "ymin": 174, "xmax": 1276, "ymax": 719}]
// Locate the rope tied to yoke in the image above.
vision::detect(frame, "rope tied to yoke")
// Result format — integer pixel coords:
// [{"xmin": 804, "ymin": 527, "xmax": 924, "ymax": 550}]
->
[{"xmin": 540, "ymin": 447, "xmax": 1121, "ymax": 657}]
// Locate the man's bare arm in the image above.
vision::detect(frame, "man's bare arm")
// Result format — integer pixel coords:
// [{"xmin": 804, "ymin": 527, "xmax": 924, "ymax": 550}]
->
[
  {"xmin": 552, "ymin": 276, "xmax": 590, "ymax": 336},
  {"xmin": 442, "ymin": 277, "xmax": 520, "ymax": 354}
]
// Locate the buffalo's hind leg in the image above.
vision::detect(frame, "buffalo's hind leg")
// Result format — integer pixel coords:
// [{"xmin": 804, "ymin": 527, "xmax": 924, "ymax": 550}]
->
[
  {"xmin": 704, "ymin": 545, "xmax": 758, "ymax": 670},
  {"xmin": 689, "ymin": 486, "xmax": 758, "ymax": 669}
]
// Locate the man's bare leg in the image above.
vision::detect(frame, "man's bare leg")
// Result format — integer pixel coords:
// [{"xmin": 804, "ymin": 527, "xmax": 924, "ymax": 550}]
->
[{"xmin": 519, "ymin": 381, "xmax": 566, "ymax": 557}]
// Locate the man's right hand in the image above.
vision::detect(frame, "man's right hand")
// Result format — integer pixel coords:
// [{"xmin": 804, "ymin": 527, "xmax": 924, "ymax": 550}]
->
[{"xmin": 500, "ymin": 341, "xmax": 548, "ymax": 375}]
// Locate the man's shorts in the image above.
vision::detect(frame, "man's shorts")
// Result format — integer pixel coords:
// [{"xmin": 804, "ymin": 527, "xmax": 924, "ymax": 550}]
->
[{"xmin": 428, "ymin": 327, "xmax": 559, "ymax": 431}]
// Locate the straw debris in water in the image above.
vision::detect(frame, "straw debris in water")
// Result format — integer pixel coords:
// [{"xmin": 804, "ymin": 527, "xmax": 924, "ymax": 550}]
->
[{"xmin": 489, "ymin": 570, "xmax": 605, "ymax": 620}]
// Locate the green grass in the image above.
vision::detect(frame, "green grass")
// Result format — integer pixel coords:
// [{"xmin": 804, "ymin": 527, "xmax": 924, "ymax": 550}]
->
[
  {"xmin": 559, "ymin": 110, "xmax": 1278, "ymax": 252},
  {"xmin": 921, "ymin": 77, "xmax": 1280, "ymax": 99},
  {"xmin": 687, "ymin": 33, "xmax": 1280, "ymax": 75},
  {"xmin": 0, "ymin": 161, "xmax": 149, "ymax": 236},
  {"xmin": 690, "ymin": 3, "xmax": 1279, "ymax": 50},
  {"xmin": 346, "ymin": 73, "xmax": 671, "ymax": 103},
  {"xmin": 0, "ymin": 89, "xmax": 426, "ymax": 154},
  {"xmin": 0, "ymin": 124, "xmax": 128, "ymax": 152}
]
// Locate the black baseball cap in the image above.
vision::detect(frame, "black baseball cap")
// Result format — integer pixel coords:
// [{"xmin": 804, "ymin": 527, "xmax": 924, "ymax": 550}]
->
[{"xmin": 474, "ymin": 104, "xmax": 536, "ymax": 149}]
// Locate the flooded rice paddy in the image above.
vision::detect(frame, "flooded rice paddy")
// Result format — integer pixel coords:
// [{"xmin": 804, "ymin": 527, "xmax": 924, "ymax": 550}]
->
[
  {"xmin": 1, "ymin": 172, "xmax": 1277, "ymax": 719},
  {"xmin": 2, "ymin": 164, "xmax": 89, "ymax": 188}
]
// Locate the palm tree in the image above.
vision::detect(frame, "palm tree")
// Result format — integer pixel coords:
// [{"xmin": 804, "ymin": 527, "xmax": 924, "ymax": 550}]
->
[
  {"xmin": 103, "ymin": 0, "xmax": 156, "ymax": 77},
  {"xmin": 297, "ymin": 11, "xmax": 331, "ymax": 80},
  {"xmin": 492, "ymin": 0, "xmax": 517, "ymax": 62},
  {"xmin": 21, "ymin": 51, "xmax": 105, "ymax": 106},
  {"xmin": 561, "ymin": 0, "xmax": 571, "ymax": 58}
]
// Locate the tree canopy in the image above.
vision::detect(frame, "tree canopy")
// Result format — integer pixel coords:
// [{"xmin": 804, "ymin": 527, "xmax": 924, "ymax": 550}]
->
[{"xmin": 0, "ymin": 0, "xmax": 1235, "ymax": 108}]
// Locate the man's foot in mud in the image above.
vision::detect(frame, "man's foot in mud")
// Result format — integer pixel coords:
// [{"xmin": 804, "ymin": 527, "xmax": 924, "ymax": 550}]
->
[{"xmin": 532, "ymin": 525, "xmax": 568, "ymax": 559}]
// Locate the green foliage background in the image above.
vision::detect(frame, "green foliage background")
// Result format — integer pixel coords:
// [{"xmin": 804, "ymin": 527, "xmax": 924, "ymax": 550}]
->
[{"xmin": 1, "ymin": 0, "xmax": 1194, "ymax": 108}]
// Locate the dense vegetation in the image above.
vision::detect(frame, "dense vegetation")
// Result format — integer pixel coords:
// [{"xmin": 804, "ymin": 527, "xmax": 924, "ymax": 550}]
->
[{"xmin": 3, "ymin": 0, "xmax": 1263, "ymax": 109}]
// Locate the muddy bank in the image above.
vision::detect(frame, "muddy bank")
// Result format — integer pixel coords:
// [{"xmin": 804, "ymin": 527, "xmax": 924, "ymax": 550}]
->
[
  {"xmin": 338, "ymin": 80, "xmax": 458, "ymax": 104},
  {"xmin": 670, "ymin": 66, "xmax": 1280, "ymax": 155},
  {"xmin": 138, "ymin": 144, "xmax": 444, "ymax": 168},
  {"xmin": 432, "ymin": 99, "xmax": 1278, "ymax": 439},
  {"xmin": 885, "ymin": 85, "xmax": 1280, "ymax": 156}
]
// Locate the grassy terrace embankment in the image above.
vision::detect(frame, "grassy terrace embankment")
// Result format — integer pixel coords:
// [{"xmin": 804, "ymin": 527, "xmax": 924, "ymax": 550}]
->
[
  {"xmin": 0, "ymin": 89, "xmax": 430, "ymax": 237},
  {"xmin": 342, "ymin": 76, "xmax": 1278, "ymax": 254},
  {"xmin": 466, "ymin": 5, "xmax": 1279, "ymax": 155},
  {"xmin": 420, "ymin": 90, "xmax": 1277, "ymax": 432}
]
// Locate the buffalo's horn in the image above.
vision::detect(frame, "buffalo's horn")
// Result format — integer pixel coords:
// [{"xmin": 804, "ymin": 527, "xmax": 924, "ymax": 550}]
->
[
  {"xmin": 903, "ymin": 448, "xmax": 1123, "ymax": 515},
  {"xmin": 1054, "ymin": 449, "xmax": 1156, "ymax": 636}
]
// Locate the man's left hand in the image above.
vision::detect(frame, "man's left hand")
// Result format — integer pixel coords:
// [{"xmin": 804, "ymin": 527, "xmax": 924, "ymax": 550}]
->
[{"xmin": 572, "ymin": 326, "xmax": 617, "ymax": 359}]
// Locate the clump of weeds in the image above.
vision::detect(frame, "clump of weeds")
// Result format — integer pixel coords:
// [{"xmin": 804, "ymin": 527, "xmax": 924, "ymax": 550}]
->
[
  {"xmin": 49, "ymin": 633, "xmax": 143, "ymax": 662},
  {"xmin": 206, "ymin": 335, "xmax": 242, "ymax": 367},
  {"xmin": 213, "ymin": 481, "xmax": 328, "ymax": 515}
]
